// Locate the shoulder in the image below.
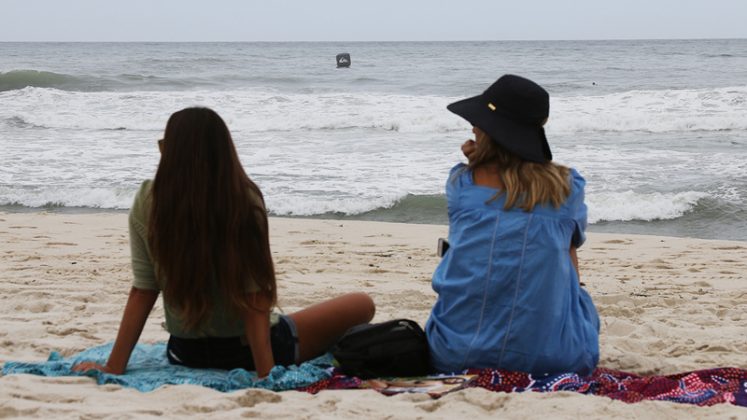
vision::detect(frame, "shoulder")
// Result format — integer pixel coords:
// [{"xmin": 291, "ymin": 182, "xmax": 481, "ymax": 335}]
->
[
  {"xmin": 132, "ymin": 179, "xmax": 153, "ymax": 209},
  {"xmin": 564, "ymin": 168, "xmax": 587, "ymax": 214},
  {"xmin": 129, "ymin": 180, "xmax": 153, "ymax": 226},
  {"xmin": 445, "ymin": 163, "xmax": 470, "ymax": 196},
  {"xmin": 246, "ymin": 182, "xmax": 265, "ymax": 209},
  {"xmin": 450, "ymin": 162, "xmax": 467, "ymax": 175},
  {"xmin": 568, "ymin": 168, "xmax": 586, "ymax": 197},
  {"xmin": 447, "ymin": 163, "xmax": 469, "ymax": 185}
]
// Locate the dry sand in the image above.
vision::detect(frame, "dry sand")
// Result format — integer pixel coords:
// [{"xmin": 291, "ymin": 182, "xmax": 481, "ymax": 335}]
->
[{"xmin": 1, "ymin": 212, "xmax": 746, "ymax": 419}]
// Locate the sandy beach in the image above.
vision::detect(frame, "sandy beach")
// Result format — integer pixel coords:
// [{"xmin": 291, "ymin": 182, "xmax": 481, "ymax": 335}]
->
[{"xmin": 1, "ymin": 211, "xmax": 746, "ymax": 419}]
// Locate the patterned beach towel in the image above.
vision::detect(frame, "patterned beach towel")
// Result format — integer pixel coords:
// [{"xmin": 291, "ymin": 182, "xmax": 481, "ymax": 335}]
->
[
  {"xmin": 2, "ymin": 342, "xmax": 333, "ymax": 392},
  {"xmin": 302, "ymin": 367, "xmax": 747, "ymax": 407}
]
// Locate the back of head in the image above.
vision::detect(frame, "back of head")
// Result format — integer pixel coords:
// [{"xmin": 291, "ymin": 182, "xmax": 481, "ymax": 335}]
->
[
  {"xmin": 149, "ymin": 107, "xmax": 276, "ymax": 332},
  {"xmin": 469, "ymin": 130, "xmax": 571, "ymax": 211},
  {"xmin": 448, "ymin": 74, "xmax": 553, "ymax": 164},
  {"xmin": 447, "ymin": 74, "xmax": 571, "ymax": 210}
]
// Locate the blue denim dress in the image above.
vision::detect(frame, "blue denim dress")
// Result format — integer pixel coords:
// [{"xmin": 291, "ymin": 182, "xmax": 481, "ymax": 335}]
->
[{"xmin": 426, "ymin": 164, "xmax": 600, "ymax": 376}]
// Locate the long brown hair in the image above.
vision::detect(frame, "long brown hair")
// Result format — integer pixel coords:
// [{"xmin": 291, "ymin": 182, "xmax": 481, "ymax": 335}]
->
[
  {"xmin": 149, "ymin": 107, "xmax": 276, "ymax": 332},
  {"xmin": 468, "ymin": 129, "xmax": 571, "ymax": 211}
]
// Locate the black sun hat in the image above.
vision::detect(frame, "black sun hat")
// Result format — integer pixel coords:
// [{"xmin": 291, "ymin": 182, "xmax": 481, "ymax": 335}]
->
[{"xmin": 447, "ymin": 74, "xmax": 552, "ymax": 163}]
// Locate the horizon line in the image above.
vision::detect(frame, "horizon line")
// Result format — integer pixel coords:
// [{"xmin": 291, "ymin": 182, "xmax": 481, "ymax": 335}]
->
[{"xmin": 1, "ymin": 37, "xmax": 746, "ymax": 43}]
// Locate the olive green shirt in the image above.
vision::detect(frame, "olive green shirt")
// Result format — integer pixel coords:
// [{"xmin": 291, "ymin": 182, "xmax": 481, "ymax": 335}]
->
[{"xmin": 129, "ymin": 180, "xmax": 278, "ymax": 338}]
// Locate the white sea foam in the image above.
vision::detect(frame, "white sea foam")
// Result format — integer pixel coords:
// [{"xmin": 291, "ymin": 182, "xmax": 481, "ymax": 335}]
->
[
  {"xmin": 265, "ymin": 192, "xmax": 406, "ymax": 217},
  {"xmin": 3, "ymin": 85, "xmax": 747, "ymax": 135},
  {"xmin": 586, "ymin": 190, "xmax": 709, "ymax": 223},
  {"xmin": 0, "ymin": 87, "xmax": 461, "ymax": 134},
  {"xmin": 0, "ymin": 180, "xmax": 716, "ymax": 227},
  {"xmin": 1, "ymin": 86, "xmax": 745, "ymax": 233},
  {"xmin": 549, "ymin": 86, "xmax": 747, "ymax": 134},
  {"xmin": 0, "ymin": 186, "xmax": 134, "ymax": 209}
]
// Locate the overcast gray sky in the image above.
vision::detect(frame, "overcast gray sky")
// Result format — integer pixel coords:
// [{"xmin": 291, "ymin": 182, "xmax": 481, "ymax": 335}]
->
[{"xmin": 2, "ymin": 0, "xmax": 746, "ymax": 42}]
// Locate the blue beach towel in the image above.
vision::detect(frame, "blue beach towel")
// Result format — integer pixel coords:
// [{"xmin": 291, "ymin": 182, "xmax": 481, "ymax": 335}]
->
[{"xmin": 2, "ymin": 342, "xmax": 334, "ymax": 392}]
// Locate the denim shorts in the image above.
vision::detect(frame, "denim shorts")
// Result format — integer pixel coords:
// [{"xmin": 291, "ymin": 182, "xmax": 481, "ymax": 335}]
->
[{"xmin": 166, "ymin": 314, "xmax": 299, "ymax": 370}]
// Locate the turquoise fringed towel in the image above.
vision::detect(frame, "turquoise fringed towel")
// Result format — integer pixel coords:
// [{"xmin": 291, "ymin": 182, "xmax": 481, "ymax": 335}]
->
[{"xmin": 2, "ymin": 342, "xmax": 334, "ymax": 392}]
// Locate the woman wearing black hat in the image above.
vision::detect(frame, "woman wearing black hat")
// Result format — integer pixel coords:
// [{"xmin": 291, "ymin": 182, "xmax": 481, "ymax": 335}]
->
[{"xmin": 425, "ymin": 75, "xmax": 600, "ymax": 376}]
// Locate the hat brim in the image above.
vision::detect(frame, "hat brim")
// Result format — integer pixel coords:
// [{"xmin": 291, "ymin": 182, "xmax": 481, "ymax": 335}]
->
[{"xmin": 447, "ymin": 95, "xmax": 552, "ymax": 163}]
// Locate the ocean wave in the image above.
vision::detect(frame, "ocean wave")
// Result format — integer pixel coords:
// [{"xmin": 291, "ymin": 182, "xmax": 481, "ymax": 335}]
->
[
  {"xmin": 341, "ymin": 190, "xmax": 714, "ymax": 226},
  {"xmin": 0, "ymin": 184, "xmax": 734, "ymax": 231},
  {"xmin": 0, "ymin": 184, "xmax": 444, "ymax": 222},
  {"xmin": 265, "ymin": 193, "xmax": 406, "ymax": 217},
  {"xmin": 0, "ymin": 70, "xmax": 86, "ymax": 92},
  {"xmin": 3, "ymin": 86, "xmax": 747, "ymax": 135},
  {"xmin": 0, "ymin": 186, "xmax": 134, "ymax": 209},
  {"xmin": 0, "ymin": 69, "xmax": 218, "ymax": 93},
  {"xmin": 2, "ymin": 116, "xmax": 47, "ymax": 129},
  {"xmin": 586, "ymin": 190, "xmax": 709, "ymax": 223},
  {"xmin": 0, "ymin": 87, "xmax": 461, "ymax": 133},
  {"xmin": 550, "ymin": 85, "xmax": 747, "ymax": 134},
  {"xmin": 3, "ymin": 84, "xmax": 747, "ymax": 134},
  {"xmin": 115, "ymin": 73, "xmax": 201, "ymax": 89},
  {"xmin": 270, "ymin": 194, "xmax": 449, "ymax": 225},
  {"xmin": 352, "ymin": 77, "xmax": 385, "ymax": 83}
]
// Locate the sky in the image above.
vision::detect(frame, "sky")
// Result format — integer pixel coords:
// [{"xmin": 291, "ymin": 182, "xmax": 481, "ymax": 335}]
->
[{"xmin": 1, "ymin": 0, "xmax": 746, "ymax": 42}]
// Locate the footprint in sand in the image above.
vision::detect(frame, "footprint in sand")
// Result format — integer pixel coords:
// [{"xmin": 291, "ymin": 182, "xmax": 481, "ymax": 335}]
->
[
  {"xmin": 604, "ymin": 319, "xmax": 638, "ymax": 336},
  {"xmin": 25, "ymin": 302, "xmax": 53, "ymax": 313},
  {"xmin": 46, "ymin": 327, "xmax": 87, "ymax": 337},
  {"xmin": 233, "ymin": 390, "xmax": 283, "ymax": 407}
]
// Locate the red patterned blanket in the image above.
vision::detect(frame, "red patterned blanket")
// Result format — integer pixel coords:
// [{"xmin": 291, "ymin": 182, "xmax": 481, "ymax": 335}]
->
[{"xmin": 301, "ymin": 367, "xmax": 747, "ymax": 407}]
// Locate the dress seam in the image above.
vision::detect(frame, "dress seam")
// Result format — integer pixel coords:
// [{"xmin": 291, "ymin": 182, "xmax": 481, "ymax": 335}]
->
[
  {"xmin": 459, "ymin": 211, "xmax": 501, "ymax": 371},
  {"xmin": 498, "ymin": 214, "xmax": 532, "ymax": 366}
]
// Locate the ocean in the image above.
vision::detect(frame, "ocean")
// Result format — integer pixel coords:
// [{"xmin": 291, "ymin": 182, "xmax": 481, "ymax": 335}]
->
[{"xmin": 1, "ymin": 40, "xmax": 746, "ymax": 240}]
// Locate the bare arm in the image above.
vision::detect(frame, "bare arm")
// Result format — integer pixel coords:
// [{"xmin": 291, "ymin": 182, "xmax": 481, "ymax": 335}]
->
[
  {"xmin": 243, "ymin": 292, "xmax": 275, "ymax": 378},
  {"xmin": 73, "ymin": 287, "xmax": 158, "ymax": 374}
]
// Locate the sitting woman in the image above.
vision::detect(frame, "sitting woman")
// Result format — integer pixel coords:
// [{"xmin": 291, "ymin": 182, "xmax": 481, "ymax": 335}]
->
[
  {"xmin": 74, "ymin": 107, "xmax": 375, "ymax": 377},
  {"xmin": 425, "ymin": 75, "xmax": 600, "ymax": 376}
]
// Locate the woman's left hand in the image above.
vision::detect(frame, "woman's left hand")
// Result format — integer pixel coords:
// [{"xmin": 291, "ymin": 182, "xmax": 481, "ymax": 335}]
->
[
  {"xmin": 72, "ymin": 361, "xmax": 123, "ymax": 375},
  {"xmin": 461, "ymin": 139, "xmax": 477, "ymax": 163}
]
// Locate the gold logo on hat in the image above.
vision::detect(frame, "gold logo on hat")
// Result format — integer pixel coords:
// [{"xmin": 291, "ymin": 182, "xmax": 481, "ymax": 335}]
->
[{"xmin": 487, "ymin": 102, "xmax": 496, "ymax": 111}]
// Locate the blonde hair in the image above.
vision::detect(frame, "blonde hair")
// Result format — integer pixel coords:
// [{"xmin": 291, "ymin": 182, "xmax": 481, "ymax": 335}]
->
[{"xmin": 468, "ymin": 130, "xmax": 571, "ymax": 211}]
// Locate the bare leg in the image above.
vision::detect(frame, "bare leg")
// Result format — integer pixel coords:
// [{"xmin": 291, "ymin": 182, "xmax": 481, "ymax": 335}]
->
[{"xmin": 289, "ymin": 292, "xmax": 375, "ymax": 362}]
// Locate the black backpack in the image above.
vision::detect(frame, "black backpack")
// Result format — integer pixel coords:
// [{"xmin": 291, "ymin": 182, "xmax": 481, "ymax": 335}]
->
[{"xmin": 331, "ymin": 319, "xmax": 431, "ymax": 379}]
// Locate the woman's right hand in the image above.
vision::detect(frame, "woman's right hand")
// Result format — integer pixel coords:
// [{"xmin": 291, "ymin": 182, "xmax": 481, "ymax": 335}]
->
[
  {"xmin": 72, "ymin": 361, "xmax": 124, "ymax": 375},
  {"xmin": 461, "ymin": 139, "xmax": 477, "ymax": 163}
]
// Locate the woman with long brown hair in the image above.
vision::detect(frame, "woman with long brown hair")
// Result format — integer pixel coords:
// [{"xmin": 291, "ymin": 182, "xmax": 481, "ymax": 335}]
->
[
  {"xmin": 74, "ymin": 107, "xmax": 375, "ymax": 377},
  {"xmin": 425, "ymin": 75, "xmax": 600, "ymax": 375}
]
